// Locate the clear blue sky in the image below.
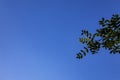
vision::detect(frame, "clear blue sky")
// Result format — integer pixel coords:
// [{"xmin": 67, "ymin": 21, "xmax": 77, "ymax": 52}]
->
[{"xmin": 0, "ymin": 0, "xmax": 120, "ymax": 80}]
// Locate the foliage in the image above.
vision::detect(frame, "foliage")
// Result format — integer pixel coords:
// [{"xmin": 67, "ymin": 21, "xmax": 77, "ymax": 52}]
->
[{"xmin": 77, "ymin": 14, "xmax": 120, "ymax": 59}]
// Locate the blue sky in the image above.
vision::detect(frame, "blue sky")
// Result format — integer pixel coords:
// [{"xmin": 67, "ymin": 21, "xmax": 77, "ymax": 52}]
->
[{"xmin": 0, "ymin": 0, "xmax": 120, "ymax": 80}]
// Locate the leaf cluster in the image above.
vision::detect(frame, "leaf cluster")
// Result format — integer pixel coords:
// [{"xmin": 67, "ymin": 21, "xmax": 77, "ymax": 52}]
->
[{"xmin": 77, "ymin": 14, "xmax": 120, "ymax": 59}]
